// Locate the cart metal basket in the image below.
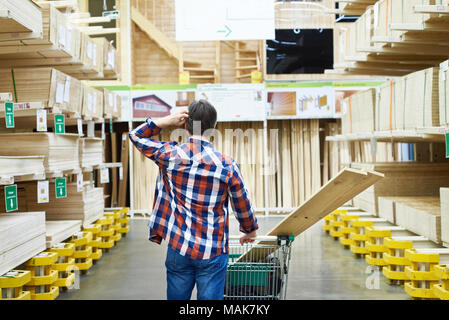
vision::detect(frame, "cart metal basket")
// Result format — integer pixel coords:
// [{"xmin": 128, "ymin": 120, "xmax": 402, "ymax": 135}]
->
[{"xmin": 224, "ymin": 235, "xmax": 293, "ymax": 300}]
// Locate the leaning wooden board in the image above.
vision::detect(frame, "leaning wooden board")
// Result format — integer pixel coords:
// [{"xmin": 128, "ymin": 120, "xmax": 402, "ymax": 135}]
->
[{"xmin": 237, "ymin": 168, "xmax": 384, "ymax": 262}]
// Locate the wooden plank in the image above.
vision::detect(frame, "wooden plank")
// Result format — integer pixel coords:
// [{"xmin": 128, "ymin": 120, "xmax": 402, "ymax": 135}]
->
[
  {"xmin": 118, "ymin": 132, "xmax": 129, "ymax": 207},
  {"xmin": 45, "ymin": 220, "xmax": 82, "ymax": 248},
  {"xmin": 237, "ymin": 168, "xmax": 384, "ymax": 262},
  {"xmin": 441, "ymin": 187, "xmax": 449, "ymax": 244}
]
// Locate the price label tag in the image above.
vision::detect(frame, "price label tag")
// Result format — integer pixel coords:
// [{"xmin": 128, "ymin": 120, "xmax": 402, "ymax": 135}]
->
[
  {"xmin": 4, "ymin": 184, "xmax": 18, "ymax": 212},
  {"xmin": 37, "ymin": 180, "xmax": 49, "ymax": 203},
  {"xmin": 5, "ymin": 102, "xmax": 14, "ymax": 128},
  {"xmin": 77, "ymin": 118, "xmax": 83, "ymax": 137},
  {"xmin": 76, "ymin": 173, "xmax": 84, "ymax": 192},
  {"xmin": 101, "ymin": 122, "xmax": 105, "ymax": 140},
  {"xmin": 36, "ymin": 109, "xmax": 47, "ymax": 132},
  {"xmin": 446, "ymin": 132, "xmax": 449, "ymax": 158},
  {"xmin": 54, "ymin": 114, "xmax": 65, "ymax": 134},
  {"xmin": 251, "ymin": 70, "xmax": 262, "ymax": 83},
  {"xmin": 100, "ymin": 168, "xmax": 110, "ymax": 184},
  {"xmin": 370, "ymin": 137, "xmax": 377, "ymax": 157},
  {"xmin": 87, "ymin": 120, "xmax": 95, "ymax": 137},
  {"xmin": 55, "ymin": 178, "xmax": 67, "ymax": 199},
  {"xmin": 64, "ymin": 77, "xmax": 71, "ymax": 103},
  {"xmin": 179, "ymin": 71, "xmax": 190, "ymax": 85},
  {"xmin": 56, "ymin": 82, "xmax": 64, "ymax": 104},
  {"xmin": 119, "ymin": 166, "xmax": 123, "ymax": 180}
]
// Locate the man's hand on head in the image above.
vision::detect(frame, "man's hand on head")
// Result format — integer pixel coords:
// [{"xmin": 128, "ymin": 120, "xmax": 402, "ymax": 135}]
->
[
  {"xmin": 240, "ymin": 229, "xmax": 257, "ymax": 245},
  {"xmin": 154, "ymin": 108, "xmax": 189, "ymax": 128}
]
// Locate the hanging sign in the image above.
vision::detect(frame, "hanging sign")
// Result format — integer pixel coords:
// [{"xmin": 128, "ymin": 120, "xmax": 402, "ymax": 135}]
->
[
  {"xmin": 37, "ymin": 180, "xmax": 49, "ymax": 204},
  {"xmin": 4, "ymin": 184, "xmax": 18, "ymax": 212},
  {"xmin": 5, "ymin": 102, "xmax": 14, "ymax": 128},
  {"xmin": 55, "ymin": 178, "xmax": 67, "ymax": 199},
  {"xmin": 54, "ymin": 114, "xmax": 65, "ymax": 134},
  {"xmin": 36, "ymin": 109, "xmax": 47, "ymax": 132}
]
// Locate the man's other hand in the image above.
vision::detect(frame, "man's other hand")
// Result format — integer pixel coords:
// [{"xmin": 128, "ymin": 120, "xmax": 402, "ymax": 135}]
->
[{"xmin": 240, "ymin": 229, "xmax": 257, "ymax": 245}]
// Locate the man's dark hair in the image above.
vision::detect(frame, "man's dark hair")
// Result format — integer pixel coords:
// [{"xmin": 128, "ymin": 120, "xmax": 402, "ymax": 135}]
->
[{"xmin": 186, "ymin": 99, "xmax": 217, "ymax": 135}]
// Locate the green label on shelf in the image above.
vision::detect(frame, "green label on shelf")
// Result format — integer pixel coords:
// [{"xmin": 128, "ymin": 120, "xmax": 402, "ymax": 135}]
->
[
  {"xmin": 54, "ymin": 114, "xmax": 65, "ymax": 134},
  {"xmin": 5, "ymin": 102, "xmax": 14, "ymax": 128},
  {"xmin": 109, "ymin": 119, "xmax": 113, "ymax": 133},
  {"xmin": 4, "ymin": 184, "xmax": 18, "ymax": 212},
  {"xmin": 446, "ymin": 132, "xmax": 449, "ymax": 158},
  {"xmin": 55, "ymin": 178, "xmax": 67, "ymax": 198}
]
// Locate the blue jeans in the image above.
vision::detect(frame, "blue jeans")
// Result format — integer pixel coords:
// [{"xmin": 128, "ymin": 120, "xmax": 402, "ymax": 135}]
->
[{"xmin": 165, "ymin": 246, "xmax": 228, "ymax": 300}]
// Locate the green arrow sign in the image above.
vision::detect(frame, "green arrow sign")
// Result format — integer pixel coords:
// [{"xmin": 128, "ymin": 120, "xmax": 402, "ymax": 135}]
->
[
  {"xmin": 4, "ymin": 102, "xmax": 14, "ymax": 128},
  {"xmin": 55, "ymin": 178, "xmax": 67, "ymax": 199},
  {"xmin": 54, "ymin": 114, "xmax": 65, "ymax": 134},
  {"xmin": 4, "ymin": 184, "xmax": 18, "ymax": 212},
  {"xmin": 217, "ymin": 25, "xmax": 232, "ymax": 38}
]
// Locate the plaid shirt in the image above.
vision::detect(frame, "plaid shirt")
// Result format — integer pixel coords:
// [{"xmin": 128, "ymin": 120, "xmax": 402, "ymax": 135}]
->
[{"xmin": 129, "ymin": 118, "xmax": 258, "ymax": 260}]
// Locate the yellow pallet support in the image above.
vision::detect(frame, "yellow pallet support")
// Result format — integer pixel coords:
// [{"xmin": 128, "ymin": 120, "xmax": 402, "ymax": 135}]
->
[
  {"xmin": 382, "ymin": 236, "xmax": 437, "ymax": 285},
  {"xmin": 23, "ymin": 252, "xmax": 60, "ymax": 300},
  {"xmin": 365, "ymin": 226, "xmax": 412, "ymax": 267},
  {"xmin": 404, "ymin": 249, "xmax": 444, "ymax": 300},
  {"xmin": 339, "ymin": 212, "xmax": 375, "ymax": 248},
  {"xmin": 83, "ymin": 224, "xmax": 103, "ymax": 263},
  {"xmin": 328, "ymin": 209, "xmax": 347, "ymax": 240},
  {"xmin": 94, "ymin": 216, "xmax": 115, "ymax": 252},
  {"xmin": 322, "ymin": 214, "xmax": 335, "ymax": 233},
  {"xmin": 105, "ymin": 211, "xmax": 124, "ymax": 244},
  {"xmin": 0, "ymin": 270, "xmax": 31, "ymax": 300},
  {"xmin": 433, "ymin": 265, "xmax": 449, "ymax": 300},
  {"xmin": 69, "ymin": 232, "xmax": 94, "ymax": 275},
  {"xmin": 49, "ymin": 243, "xmax": 76, "ymax": 289},
  {"xmin": 349, "ymin": 218, "xmax": 390, "ymax": 258}
]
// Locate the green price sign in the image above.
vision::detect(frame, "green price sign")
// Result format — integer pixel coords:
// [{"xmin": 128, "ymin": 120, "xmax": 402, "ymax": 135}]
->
[
  {"xmin": 54, "ymin": 114, "xmax": 65, "ymax": 134},
  {"xmin": 5, "ymin": 102, "xmax": 14, "ymax": 128},
  {"xmin": 55, "ymin": 178, "xmax": 67, "ymax": 198},
  {"xmin": 446, "ymin": 132, "xmax": 449, "ymax": 158},
  {"xmin": 4, "ymin": 184, "xmax": 18, "ymax": 212}
]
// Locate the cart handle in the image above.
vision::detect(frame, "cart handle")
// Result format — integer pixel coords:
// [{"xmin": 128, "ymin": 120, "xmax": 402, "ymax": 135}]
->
[{"xmin": 228, "ymin": 235, "xmax": 278, "ymax": 241}]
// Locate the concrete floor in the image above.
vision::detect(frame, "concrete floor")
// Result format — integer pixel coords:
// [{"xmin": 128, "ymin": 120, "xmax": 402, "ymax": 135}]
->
[{"xmin": 59, "ymin": 216, "xmax": 410, "ymax": 300}]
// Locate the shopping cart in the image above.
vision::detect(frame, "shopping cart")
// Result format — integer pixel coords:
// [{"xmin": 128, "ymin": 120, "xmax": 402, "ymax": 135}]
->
[{"xmin": 224, "ymin": 235, "xmax": 294, "ymax": 300}]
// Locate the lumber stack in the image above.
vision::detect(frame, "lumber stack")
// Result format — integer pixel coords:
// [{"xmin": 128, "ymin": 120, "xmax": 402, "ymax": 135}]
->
[
  {"xmin": 350, "ymin": 162, "xmax": 449, "ymax": 215},
  {"xmin": 24, "ymin": 182, "xmax": 104, "ymax": 227},
  {"xmin": 334, "ymin": 0, "xmax": 377, "ymax": 15},
  {"xmin": 441, "ymin": 188, "xmax": 449, "ymax": 246},
  {"xmin": 378, "ymin": 196, "xmax": 441, "ymax": 244},
  {"xmin": 81, "ymin": 84, "xmax": 103, "ymax": 119},
  {"xmin": 0, "ymin": 156, "xmax": 45, "ymax": 184},
  {"xmin": 45, "ymin": 220, "xmax": 82, "ymax": 248},
  {"xmin": 102, "ymin": 88, "xmax": 122, "ymax": 119},
  {"xmin": 94, "ymin": 37, "xmax": 120, "ymax": 78},
  {"xmin": 0, "ymin": 67, "xmax": 82, "ymax": 114},
  {"xmin": 0, "ymin": 212, "xmax": 46, "ymax": 275},
  {"xmin": 0, "ymin": 133, "xmax": 79, "ymax": 173},
  {"xmin": 0, "ymin": 0, "xmax": 43, "ymax": 41},
  {"xmin": 341, "ymin": 88, "xmax": 376, "ymax": 134},
  {"xmin": 79, "ymin": 138, "xmax": 104, "ymax": 168}
]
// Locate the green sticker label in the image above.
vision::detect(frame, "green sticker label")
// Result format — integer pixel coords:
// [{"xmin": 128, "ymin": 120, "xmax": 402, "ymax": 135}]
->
[
  {"xmin": 109, "ymin": 119, "xmax": 113, "ymax": 133},
  {"xmin": 54, "ymin": 114, "xmax": 65, "ymax": 134},
  {"xmin": 4, "ymin": 184, "xmax": 18, "ymax": 212},
  {"xmin": 446, "ymin": 132, "xmax": 449, "ymax": 158},
  {"xmin": 5, "ymin": 102, "xmax": 14, "ymax": 128},
  {"xmin": 55, "ymin": 178, "xmax": 67, "ymax": 198}
]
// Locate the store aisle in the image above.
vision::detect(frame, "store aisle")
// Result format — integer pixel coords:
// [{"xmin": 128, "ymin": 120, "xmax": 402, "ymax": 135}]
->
[{"xmin": 59, "ymin": 216, "xmax": 409, "ymax": 300}]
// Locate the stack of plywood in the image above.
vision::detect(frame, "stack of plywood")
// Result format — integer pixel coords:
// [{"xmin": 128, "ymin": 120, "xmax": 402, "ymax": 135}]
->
[
  {"xmin": 0, "ymin": 0, "xmax": 43, "ymax": 41},
  {"xmin": 350, "ymin": 162, "xmax": 449, "ymax": 215},
  {"xmin": 94, "ymin": 37, "xmax": 119, "ymax": 78},
  {"xmin": 24, "ymin": 182, "xmax": 104, "ymax": 227},
  {"xmin": 439, "ymin": 60, "xmax": 449, "ymax": 127},
  {"xmin": 0, "ymin": 156, "xmax": 45, "ymax": 184},
  {"xmin": 374, "ymin": 68, "xmax": 439, "ymax": 131},
  {"xmin": 379, "ymin": 196, "xmax": 441, "ymax": 243},
  {"xmin": 0, "ymin": 133, "xmax": 79, "ymax": 173},
  {"xmin": 341, "ymin": 88, "xmax": 376, "ymax": 134},
  {"xmin": 79, "ymin": 137, "xmax": 104, "ymax": 168},
  {"xmin": 80, "ymin": 32, "xmax": 103, "ymax": 74},
  {"xmin": 441, "ymin": 188, "xmax": 449, "ymax": 246},
  {"xmin": 102, "ymin": 88, "xmax": 122, "ymax": 119},
  {"xmin": 81, "ymin": 84, "xmax": 103, "ymax": 119},
  {"xmin": 0, "ymin": 212, "xmax": 46, "ymax": 275},
  {"xmin": 0, "ymin": 67, "xmax": 82, "ymax": 114},
  {"xmin": 45, "ymin": 220, "xmax": 81, "ymax": 248}
]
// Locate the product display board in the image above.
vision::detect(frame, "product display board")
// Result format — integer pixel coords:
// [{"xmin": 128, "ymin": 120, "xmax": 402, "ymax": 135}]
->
[{"xmin": 196, "ymin": 84, "xmax": 266, "ymax": 122}]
